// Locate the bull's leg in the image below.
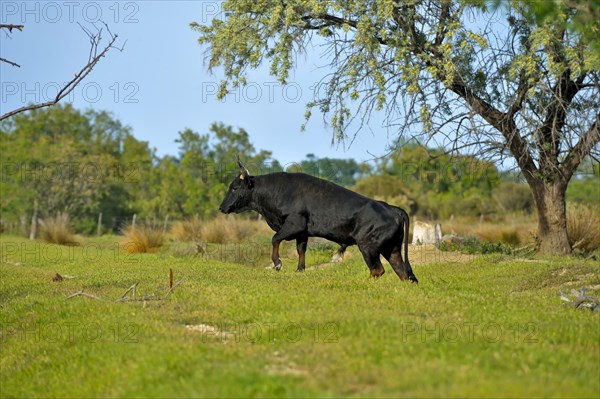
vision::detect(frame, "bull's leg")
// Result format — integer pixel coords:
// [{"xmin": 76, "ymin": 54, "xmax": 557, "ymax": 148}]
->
[
  {"xmin": 271, "ymin": 240, "xmax": 282, "ymax": 271},
  {"xmin": 384, "ymin": 246, "xmax": 418, "ymax": 283},
  {"xmin": 296, "ymin": 235, "xmax": 308, "ymax": 272},
  {"xmin": 331, "ymin": 244, "xmax": 347, "ymax": 263},
  {"xmin": 358, "ymin": 245, "xmax": 385, "ymax": 278},
  {"xmin": 271, "ymin": 214, "xmax": 307, "ymax": 271}
]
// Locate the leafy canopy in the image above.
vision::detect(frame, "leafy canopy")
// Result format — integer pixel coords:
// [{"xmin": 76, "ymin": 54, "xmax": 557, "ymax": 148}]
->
[{"xmin": 193, "ymin": 0, "xmax": 599, "ymax": 173}]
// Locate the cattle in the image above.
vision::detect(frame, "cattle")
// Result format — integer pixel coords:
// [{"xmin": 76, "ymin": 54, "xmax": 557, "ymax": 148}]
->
[{"xmin": 219, "ymin": 159, "xmax": 418, "ymax": 283}]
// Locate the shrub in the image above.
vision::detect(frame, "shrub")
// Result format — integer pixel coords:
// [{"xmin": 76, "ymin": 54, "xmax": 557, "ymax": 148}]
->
[
  {"xmin": 493, "ymin": 182, "xmax": 534, "ymax": 213},
  {"xmin": 439, "ymin": 236, "xmax": 513, "ymax": 255},
  {"xmin": 39, "ymin": 213, "xmax": 80, "ymax": 245},
  {"xmin": 500, "ymin": 230, "xmax": 521, "ymax": 246},
  {"xmin": 170, "ymin": 215, "xmax": 203, "ymax": 242},
  {"xmin": 567, "ymin": 203, "xmax": 600, "ymax": 252},
  {"xmin": 121, "ymin": 224, "xmax": 165, "ymax": 253}
]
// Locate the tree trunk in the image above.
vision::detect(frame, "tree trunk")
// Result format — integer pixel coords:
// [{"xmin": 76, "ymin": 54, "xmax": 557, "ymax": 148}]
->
[
  {"xmin": 529, "ymin": 181, "xmax": 571, "ymax": 255},
  {"xmin": 29, "ymin": 199, "xmax": 38, "ymax": 240}
]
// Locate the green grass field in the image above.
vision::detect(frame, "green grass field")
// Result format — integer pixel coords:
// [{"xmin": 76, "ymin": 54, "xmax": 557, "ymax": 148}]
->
[{"xmin": 1, "ymin": 235, "xmax": 599, "ymax": 398}]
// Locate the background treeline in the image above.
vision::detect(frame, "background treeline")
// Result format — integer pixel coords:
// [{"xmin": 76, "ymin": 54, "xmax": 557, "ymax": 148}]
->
[{"xmin": 1, "ymin": 105, "xmax": 598, "ymax": 234}]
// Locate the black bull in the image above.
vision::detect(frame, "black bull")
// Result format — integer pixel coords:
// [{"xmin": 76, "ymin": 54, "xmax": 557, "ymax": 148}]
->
[{"xmin": 219, "ymin": 161, "xmax": 418, "ymax": 283}]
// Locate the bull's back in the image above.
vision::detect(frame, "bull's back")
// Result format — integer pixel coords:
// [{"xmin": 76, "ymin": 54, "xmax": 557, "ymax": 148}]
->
[
  {"xmin": 255, "ymin": 173, "xmax": 395, "ymax": 240},
  {"xmin": 257, "ymin": 172, "xmax": 369, "ymax": 213}
]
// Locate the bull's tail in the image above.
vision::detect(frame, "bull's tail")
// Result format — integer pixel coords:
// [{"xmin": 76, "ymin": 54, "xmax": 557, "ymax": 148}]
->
[
  {"xmin": 399, "ymin": 208, "xmax": 418, "ymax": 284},
  {"xmin": 401, "ymin": 208, "xmax": 410, "ymax": 267}
]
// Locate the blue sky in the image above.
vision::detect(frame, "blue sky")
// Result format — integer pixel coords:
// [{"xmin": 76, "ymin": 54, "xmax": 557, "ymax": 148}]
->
[{"xmin": 1, "ymin": 1, "xmax": 396, "ymax": 165}]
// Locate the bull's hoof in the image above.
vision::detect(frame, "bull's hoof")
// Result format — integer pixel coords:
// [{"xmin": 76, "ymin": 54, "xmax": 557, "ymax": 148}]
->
[
  {"xmin": 266, "ymin": 262, "xmax": 283, "ymax": 271},
  {"xmin": 409, "ymin": 275, "xmax": 419, "ymax": 284},
  {"xmin": 296, "ymin": 268, "xmax": 305, "ymax": 272},
  {"xmin": 370, "ymin": 267, "xmax": 385, "ymax": 278}
]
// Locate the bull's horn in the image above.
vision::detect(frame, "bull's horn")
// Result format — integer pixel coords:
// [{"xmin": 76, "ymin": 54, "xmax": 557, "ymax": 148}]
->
[{"xmin": 237, "ymin": 155, "xmax": 250, "ymax": 179}]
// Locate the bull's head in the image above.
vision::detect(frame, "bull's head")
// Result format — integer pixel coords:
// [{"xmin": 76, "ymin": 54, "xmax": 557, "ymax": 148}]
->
[{"xmin": 219, "ymin": 157, "xmax": 254, "ymax": 214}]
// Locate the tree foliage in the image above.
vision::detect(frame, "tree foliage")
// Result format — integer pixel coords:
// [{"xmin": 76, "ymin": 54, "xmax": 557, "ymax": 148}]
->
[
  {"xmin": 297, "ymin": 153, "xmax": 365, "ymax": 186},
  {"xmin": 506, "ymin": 0, "xmax": 600, "ymax": 56},
  {"xmin": 353, "ymin": 144, "xmax": 505, "ymax": 218},
  {"xmin": 143, "ymin": 123, "xmax": 275, "ymax": 219},
  {"xmin": 0, "ymin": 105, "xmax": 152, "ymax": 233},
  {"xmin": 0, "ymin": 109, "xmax": 280, "ymax": 231}
]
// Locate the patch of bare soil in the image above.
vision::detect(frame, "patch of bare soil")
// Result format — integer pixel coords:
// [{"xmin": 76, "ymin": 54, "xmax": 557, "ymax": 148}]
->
[
  {"xmin": 265, "ymin": 351, "xmax": 308, "ymax": 377},
  {"xmin": 407, "ymin": 244, "xmax": 481, "ymax": 264},
  {"xmin": 185, "ymin": 324, "xmax": 234, "ymax": 340}
]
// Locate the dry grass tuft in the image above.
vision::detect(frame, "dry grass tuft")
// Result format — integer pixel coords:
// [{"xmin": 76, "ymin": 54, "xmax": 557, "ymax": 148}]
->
[
  {"xmin": 170, "ymin": 215, "xmax": 203, "ymax": 242},
  {"xmin": 168, "ymin": 216, "xmax": 269, "ymax": 244},
  {"xmin": 439, "ymin": 215, "xmax": 537, "ymax": 246},
  {"xmin": 567, "ymin": 203, "xmax": 600, "ymax": 252},
  {"xmin": 200, "ymin": 216, "xmax": 268, "ymax": 244},
  {"xmin": 39, "ymin": 213, "xmax": 81, "ymax": 246},
  {"xmin": 121, "ymin": 224, "xmax": 165, "ymax": 253}
]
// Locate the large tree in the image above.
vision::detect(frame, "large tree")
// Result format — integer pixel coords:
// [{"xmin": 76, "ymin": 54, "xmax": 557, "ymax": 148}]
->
[{"xmin": 193, "ymin": 0, "xmax": 600, "ymax": 255}]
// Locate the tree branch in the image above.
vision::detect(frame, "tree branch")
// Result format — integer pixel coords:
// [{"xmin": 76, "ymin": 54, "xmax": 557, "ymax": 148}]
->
[
  {"xmin": 434, "ymin": 1, "xmax": 451, "ymax": 46},
  {"xmin": 507, "ymin": 72, "xmax": 534, "ymax": 119},
  {"xmin": 537, "ymin": 71, "xmax": 585, "ymax": 160},
  {"xmin": 0, "ymin": 24, "xmax": 121, "ymax": 121},
  {"xmin": 301, "ymin": 13, "xmax": 390, "ymax": 45},
  {"xmin": 0, "ymin": 24, "xmax": 24, "ymax": 32},
  {"xmin": 562, "ymin": 113, "xmax": 600, "ymax": 180},
  {"xmin": 301, "ymin": 14, "xmax": 357, "ymax": 30},
  {"xmin": 447, "ymin": 75, "xmax": 540, "ymax": 182},
  {"xmin": 0, "ymin": 57, "xmax": 20, "ymax": 68}
]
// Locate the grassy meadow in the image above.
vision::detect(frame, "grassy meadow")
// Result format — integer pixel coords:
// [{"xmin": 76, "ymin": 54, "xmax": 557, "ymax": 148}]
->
[{"xmin": 1, "ymin": 233, "xmax": 599, "ymax": 398}]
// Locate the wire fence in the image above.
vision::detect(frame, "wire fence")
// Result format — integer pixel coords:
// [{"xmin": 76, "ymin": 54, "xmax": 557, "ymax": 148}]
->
[{"xmin": 0, "ymin": 212, "xmax": 263, "ymax": 238}]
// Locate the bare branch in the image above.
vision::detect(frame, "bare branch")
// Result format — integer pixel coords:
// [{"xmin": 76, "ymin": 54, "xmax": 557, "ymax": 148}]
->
[
  {"xmin": 0, "ymin": 23, "xmax": 121, "ymax": 121},
  {"xmin": 447, "ymin": 75, "xmax": 539, "ymax": 181},
  {"xmin": 0, "ymin": 24, "xmax": 24, "ymax": 32},
  {"xmin": 116, "ymin": 282, "xmax": 139, "ymax": 302},
  {"xmin": 1, "ymin": 24, "xmax": 24, "ymax": 66},
  {"xmin": 164, "ymin": 278, "xmax": 185, "ymax": 298},
  {"xmin": 0, "ymin": 57, "xmax": 20, "ymax": 68},
  {"xmin": 66, "ymin": 290, "xmax": 104, "ymax": 301},
  {"xmin": 507, "ymin": 72, "xmax": 536, "ymax": 119}
]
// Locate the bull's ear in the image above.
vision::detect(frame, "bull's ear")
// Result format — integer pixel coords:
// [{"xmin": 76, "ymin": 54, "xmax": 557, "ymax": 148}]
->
[{"xmin": 237, "ymin": 155, "xmax": 250, "ymax": 180}]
